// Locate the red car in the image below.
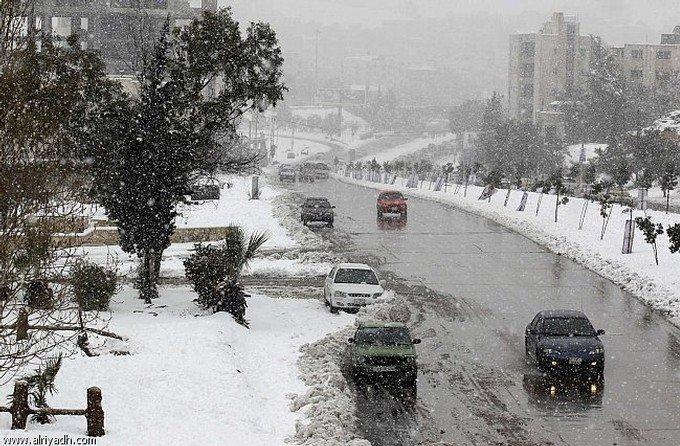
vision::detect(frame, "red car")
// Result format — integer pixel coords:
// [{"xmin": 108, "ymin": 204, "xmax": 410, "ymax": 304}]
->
[{"xmin": 377, "ymin": 190, "xmax": 408, "ymax": 221}]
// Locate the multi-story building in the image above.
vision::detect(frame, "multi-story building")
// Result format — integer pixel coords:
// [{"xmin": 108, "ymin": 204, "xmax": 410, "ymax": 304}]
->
[
  {"xmin": 611, "ymin": 27, "xmax": 680, "ymax": 90},
  {"xmin": 510, "ymin": 13, "xmax": 680, "ymax": 139},
  {"xmin": 508, "ymin": 12, "xmax": 594, "ymax": 138},
  {"xmin": 29, "ymin": 0, "xmax": 217, "ymax": 74}
]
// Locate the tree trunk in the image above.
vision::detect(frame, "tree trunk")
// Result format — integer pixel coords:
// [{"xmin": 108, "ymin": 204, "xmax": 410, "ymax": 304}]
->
[
  {"xmin": 139, "ymin": 251, "xmax": 160, "ymax": 303},
  {"xmin": 667, "ymin": 190, "xmax": 671, "ymax": 214}
]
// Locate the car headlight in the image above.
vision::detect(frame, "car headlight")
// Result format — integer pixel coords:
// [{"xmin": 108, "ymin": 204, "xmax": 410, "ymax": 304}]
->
[
  {"xmin": 333, "ymin": 291, "xmax": 347, "ymax": 298},
  {"xmin": 373, "ymin": 292, "xmax": 383, "ymax": 298},
  {"xmin": 542, "ymin": 348, "xmax": 560, "ymax": 355},
  {"xmin": 589, "ymin": 348, "xmax": 604, "ymax": 355}
]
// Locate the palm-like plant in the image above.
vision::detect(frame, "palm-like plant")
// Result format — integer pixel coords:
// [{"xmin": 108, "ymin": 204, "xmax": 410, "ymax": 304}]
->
[
  {"xmin": 223, "ymin": 226, "xmax": 270, "ymax": 278},
  {"xmin": 19, "ymin": 354, "xmax": 63, "ymax": 424},
  {"xmin": 184, "ymin": 226, "xmax": 269, "ymax": 327}
]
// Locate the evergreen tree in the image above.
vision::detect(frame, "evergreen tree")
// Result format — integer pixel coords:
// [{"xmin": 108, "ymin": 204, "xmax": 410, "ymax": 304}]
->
[{"xmin": 88, "ymin": 10, "xmax": 285, "ymax": 302}]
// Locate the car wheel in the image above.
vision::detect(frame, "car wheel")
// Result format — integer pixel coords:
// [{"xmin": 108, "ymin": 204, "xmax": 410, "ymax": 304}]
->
[
  {"xmin": 330, "ymin": 304, "xmax": 339, "ymax": 314},
  {"xmin": 376, "ymin": 211, "xmax": 383, "ymax": 221},
  {"xmin": 328, "ymin": 220, "xmax": 334, "ymax": 228},
  {"xmin": 401, "ymin": 210, "xmax": 407, "ymax": 220}
]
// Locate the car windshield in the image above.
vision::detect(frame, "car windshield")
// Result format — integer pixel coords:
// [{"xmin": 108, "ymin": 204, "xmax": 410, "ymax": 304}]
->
[
  {"xmin": 334, "ymin": 268, "xmax": 378, "ymax": 284},
  {"xmin": 355, "ymin": 327, "xmax": 412, "ymax": 345},
  {"xmin": 540, "ymin": 317, "xmax": 595, "ymax": 336},
  {"xmin": 379, "ymin": 192, "xmax": 404, "ymax": 200},
  {"xmin": 305, "ymin": 200, "xmax": 330, "ymax": 208}
]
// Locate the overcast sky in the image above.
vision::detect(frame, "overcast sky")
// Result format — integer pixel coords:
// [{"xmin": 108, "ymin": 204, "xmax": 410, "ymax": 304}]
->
[
  {"xmin": 223, "ymin": 0, "xmax": 680, "ymax": 45},
  {"xmin": 218, "ymin": 1, "xmax": 680, "ymax": 102}
]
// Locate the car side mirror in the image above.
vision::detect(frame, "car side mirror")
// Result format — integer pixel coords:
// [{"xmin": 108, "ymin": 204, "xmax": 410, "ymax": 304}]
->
[
  {"xmin": 596, "ymin": 329, "xmax": 605, "ymax": 336},
  {"xmin": 332, "ymin": 206, "xmax": 336, "ymax": 209},
  {"xmin": 379, "ymin": 279, "xmax": 387, "ymax": 288},
  {"xmin": 412, "ymin": 338, "xmax": 421, "ymax": 344},
  {"xmin": 347, "ymin": 338, "xmax": 355, "ymax": 344}
]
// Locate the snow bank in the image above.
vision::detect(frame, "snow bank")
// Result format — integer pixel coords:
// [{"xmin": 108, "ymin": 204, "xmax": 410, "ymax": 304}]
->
[
  {"xmin": 335, "ymin": 173, "xmax": 680, "ymax": 327},
  {"xmin": 0, "ymin": 287, "xmax": 353, "ymax": 446},
  {"xmin": 289, "ymin": 291, "xmax": 405, "ymax": 446}
]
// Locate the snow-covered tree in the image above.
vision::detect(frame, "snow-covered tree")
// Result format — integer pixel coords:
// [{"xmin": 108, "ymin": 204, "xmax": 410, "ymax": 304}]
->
[{"xmin": 87, "ymin": 10, "xmax": 285, "ymax": 303}]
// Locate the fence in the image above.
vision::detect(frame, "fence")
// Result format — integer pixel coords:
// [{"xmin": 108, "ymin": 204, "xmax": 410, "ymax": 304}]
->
[{"xmin": 0, "ymin": 380, "xmax": 104, "ymax": 436}]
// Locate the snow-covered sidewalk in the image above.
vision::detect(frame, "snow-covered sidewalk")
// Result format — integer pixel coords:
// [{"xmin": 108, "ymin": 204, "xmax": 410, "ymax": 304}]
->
[
  {"xmin": 335, "ymin": 173, "xmax": 680, "ymax": 327},
  {"xmin": 0, "ymin": 286, "xmax": 354, "ymax": 446}
]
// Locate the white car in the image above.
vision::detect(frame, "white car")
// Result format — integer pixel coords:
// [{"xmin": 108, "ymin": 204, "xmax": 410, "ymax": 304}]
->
[{"xmin": 324, "ymin": 263, "xmax": 385, "ymax": 313}]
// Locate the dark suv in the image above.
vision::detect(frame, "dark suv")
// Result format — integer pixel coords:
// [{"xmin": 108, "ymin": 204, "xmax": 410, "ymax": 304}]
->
[
  {"xmin": 525, "ymin": 310, "xmax": 605, "ymax": 377},
  {"xmin": 301, "ymin": 197, "xmax": 335, "ymax": 227}
]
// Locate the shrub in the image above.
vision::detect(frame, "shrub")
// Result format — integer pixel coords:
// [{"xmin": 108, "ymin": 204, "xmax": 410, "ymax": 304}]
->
[
  {"xmin": 24, "ymin": 281, "xmax": 53, "ymax": 309},
  {"xmin": 70, "ymin": 261, "xmax": 118, "ymax": 311},
  {"xmin": 214, "ymin": 279, "xmax": 250, "ymax": 327},
  {"xmin": 184, "ymin": 227, "xmax": 269, "ymax": 326},
  {"xmin": 184, "ymin": 244, "xmax": 233, "ymax": 309}
]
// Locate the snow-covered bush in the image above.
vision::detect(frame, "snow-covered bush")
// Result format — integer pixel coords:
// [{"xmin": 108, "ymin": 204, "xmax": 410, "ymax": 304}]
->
[
  {"xmin": 184, "ymin": 226, "xmax": 268, "ymax": 326},
  {"xmin": 70, "ymin": 261, "xmax": 118, "ymax": 311},
  {"xmin": 184, "ymin": 243, "xmax": 232, "ymax": 308}
]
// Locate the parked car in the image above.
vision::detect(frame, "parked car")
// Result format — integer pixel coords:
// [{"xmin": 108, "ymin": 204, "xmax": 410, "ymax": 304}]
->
[
  {"xmin": 286, "ymin": 151, "xmax": 295, "ymax": 159},
  {"xmin": 376, "ymin": 190, "xmax": 408, "ymax": 221},
  {"xmin": 324, "ymin": 263, "xmax": 385, "ymax": 313},
  {"xmin": 525, "ymin": 310, "xmax": 605, "ymax": 377},
  {"xmin": 348, "ymin": 321, "xmax": 420, "ymax": 386},
  {"xmin": 301, "ymin": 197, "xmax": 335, "ymax": 227},
  {"xmin": 279, "ymin": 165, "xmax": 296, "ymax": 182}
]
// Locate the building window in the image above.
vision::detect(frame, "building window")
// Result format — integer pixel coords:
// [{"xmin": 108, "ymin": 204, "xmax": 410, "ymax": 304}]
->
[
  {"xmin": 80, "ymin": 17, "xmax": 88, "ymax": 31},
  {"xmin": 657, "ymin": 50, "xmax": 672, "ymax": 60},
  {"xmin": 521, "ymin": 41, "xmax": 535, "ymax": 57},
  {"xmin": 51, "ymin": 17, "xmax": 71, "ymax": 37},
  {"xmin": 520, "ymin": 63, "xmax": 534, "ymax": 77},
  {"xmin": 630, "ymin": 69, "xmax": 643, "ymax": 80},
  {"xmin": 631, "ymin": 49, "xmax": 643, "ymax": 59}
]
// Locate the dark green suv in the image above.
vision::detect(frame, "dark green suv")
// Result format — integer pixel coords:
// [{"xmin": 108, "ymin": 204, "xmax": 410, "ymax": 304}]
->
[{"xmin": 348, "ymin": 322, "xmax": 420, "ymax": 386}]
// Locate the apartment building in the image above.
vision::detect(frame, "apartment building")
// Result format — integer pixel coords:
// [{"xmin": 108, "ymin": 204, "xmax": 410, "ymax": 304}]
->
[
  {"xmin": 509, "ymin": 13, "xmax": 680, "ymax": 139},
  {"xmin": 29, "ymin": 0, "xmax": 217, "ymax": 74},
  {"xmin": 611, "ymin": 27, "xmax": 680, "ymax": 90},
  {"xmin": 508, "ymin": 12, "xmax": 594, "ymax": 138}
]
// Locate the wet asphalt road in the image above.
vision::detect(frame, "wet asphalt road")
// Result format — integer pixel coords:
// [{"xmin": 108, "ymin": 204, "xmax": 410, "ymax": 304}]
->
[{"xmin": 293, "ymin": 177, "xmax": 680, "ymax": 446}]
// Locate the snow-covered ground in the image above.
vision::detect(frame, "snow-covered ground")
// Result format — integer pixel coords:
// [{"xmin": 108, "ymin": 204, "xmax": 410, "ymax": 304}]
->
[
  {"xmin": 336, "ymin": 172, "xmax": 680, "ymax": 327},
  {"xmin": 358, "ymin": 134, "xmax": 455, "ymax": 164},
  {"xmin": 175, "ymin": 176, "xmax": 294, "ymax": 249},
  {"xmin": 0, "ymin": 287, "xmax": 354, "ymax": 445},
  {"xmin": 77, "ymin": 175, "xmax": 339, "ymax": 280}
]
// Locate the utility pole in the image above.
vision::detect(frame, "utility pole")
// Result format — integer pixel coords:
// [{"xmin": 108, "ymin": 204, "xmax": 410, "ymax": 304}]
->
[{"xmin": 314, "ymin": 29, "xmax": 320, "ymax": 106}]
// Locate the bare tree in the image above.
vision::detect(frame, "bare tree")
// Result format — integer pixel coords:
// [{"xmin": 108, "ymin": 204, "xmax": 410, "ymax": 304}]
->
[{"xmin": 0, "ymin": 11, "xmax": 121, "ymax": 381}]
